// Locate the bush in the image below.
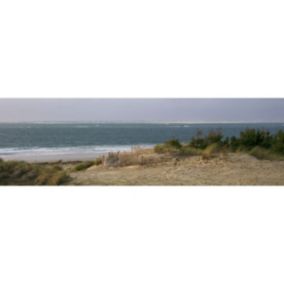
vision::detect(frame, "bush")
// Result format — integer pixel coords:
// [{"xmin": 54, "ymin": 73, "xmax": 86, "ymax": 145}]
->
[
  {"xmin": 0, "ymin": 160, "xmax": 70, "ymax": 185},
  {"xmin": 74, "ymin": 158, "xmax": 104, "ymax": 171},
  {"xmin": 189, "ymin": 136, "xmax": 208, "ymax": 149},
  {"xmin": 74, "ymin": 161, "xmax": 94, "ymax": 171},
  {"xmin": 154, "ymin": 144, "xmax": 167, "ymax": 154},
  {"xmin": 165, "ymin": 139, "xmax": 182, "ymax": 149},
  {"xmin": 272, "ymin": 130, "xmax": 284, "ymax": 154},
  {"xmin": 239, "ymin": 129, "xmax": 273, "ymax": 150},
  {"xmin": 154, "ymin": 139, "xmax": 182, "ymax": 154},
  {"xmin": 207, "ymin": 130, "xmax": 223, "ymax": 145},
  {"xmin": 153, "ymin": 128, "xmax": 284, "ymax": 158},
  {"xmin": 189, "ymin": 130, "xmax": 208, "ymax": 149},
  {"xmin": 229, "ymin": 136, "xmax": 240, "ymax": 151},
  {"xmin": 179, "ymin": 145, "xmax": 201, "ymax": 156},
  {"xmin": 35, "ymin": 170, "xmax": 70, "ymax": 185},
  {"xmin": 190, "ymin": 130, "xmax": 223, "ymax": 149},
  {"xmin": 249, "ymin": 146, "xmax": 284, "ymax": 161}
]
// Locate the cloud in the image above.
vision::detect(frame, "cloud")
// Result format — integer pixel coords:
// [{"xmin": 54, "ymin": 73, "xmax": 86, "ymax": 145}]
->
[{"xmin": 0, "ymin": 98, "xmax": 283, "ymax": 123}]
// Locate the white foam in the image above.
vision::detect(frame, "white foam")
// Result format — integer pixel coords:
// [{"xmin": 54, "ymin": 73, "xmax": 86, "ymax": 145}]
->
[{"xmin": 0, "ymin": 144, "xmax": 153, "ymax": 157}]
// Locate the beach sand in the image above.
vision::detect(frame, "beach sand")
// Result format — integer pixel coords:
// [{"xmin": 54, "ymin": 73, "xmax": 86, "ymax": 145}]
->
[
  {"xmin": 1, "ymin": 152, "xmax": 104, "ymax": 162},
  {"xmin": 69, "ymin": 152, "xmax": 284, "ymax": 185}
]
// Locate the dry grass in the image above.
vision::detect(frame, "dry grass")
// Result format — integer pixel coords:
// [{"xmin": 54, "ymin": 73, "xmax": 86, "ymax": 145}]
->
[
  {"xmin": 201, "ymin": 143, "xmax": 221, "ymax": 160},
  {"xmin": 71, "ymin": 153, "xmax": 284, "ymax": 185},
  {"xmin": 249, "ymin": 146, "xmax": 284, "ymax": 161},
  {"xmin": 102, "ymin": 148, "xmax": 168, "ymax": 168}
]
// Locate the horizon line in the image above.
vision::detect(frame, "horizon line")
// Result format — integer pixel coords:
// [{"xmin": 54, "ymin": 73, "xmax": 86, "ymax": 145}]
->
[{"xmin": 0, "ymin": 121, "xmax": 284, "ymax": 124}]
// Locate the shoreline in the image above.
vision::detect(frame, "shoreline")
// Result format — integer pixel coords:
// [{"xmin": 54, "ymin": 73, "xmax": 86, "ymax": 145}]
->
[
  {"xmin": 1, "ymin": 152, "xmax": 105, "ymax": 163},
  {"xmin": 0, "ymin": 145, "xmax": 153, "ymax": 163}
]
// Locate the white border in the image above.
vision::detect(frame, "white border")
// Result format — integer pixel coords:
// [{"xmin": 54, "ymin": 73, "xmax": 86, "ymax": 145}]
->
[
  {"xmin": 1, "ymin": 0, "xmax": 284, "ymax": 283},
  {"xmin": 1, "ymin": 186, "xmax": 284, "ymax": 284},
  {"xmin": 1, "ymin": 1, "xmax": 284, "ymax": 98}
]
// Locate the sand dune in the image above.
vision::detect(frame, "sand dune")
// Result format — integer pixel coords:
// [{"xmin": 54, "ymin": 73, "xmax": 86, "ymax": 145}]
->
[{"xmin": 70, "ymin": 153, "xmax": 284, "ymax": 185}]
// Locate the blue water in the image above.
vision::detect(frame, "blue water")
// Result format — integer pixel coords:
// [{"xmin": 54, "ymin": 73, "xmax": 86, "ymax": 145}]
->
[{"xmin": 0, "ymin": 123, "xmax": 283, "ymax": 156}]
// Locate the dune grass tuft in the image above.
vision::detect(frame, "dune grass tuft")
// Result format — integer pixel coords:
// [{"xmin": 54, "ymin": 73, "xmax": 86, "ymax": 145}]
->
[
  {"xmin": 249, "ymin": 147, "xmax": 284, "ymax": 161},
  {"xmin": 74, "ymin": 161, "xmax": 95, "ymax": 171},
  {"xmin": 201, "ymin": 143, "xmax": 221, "ymax": 160},
  {"xmin": 0, "ymin": 160, "xmax": 70, "ymax": 185}
]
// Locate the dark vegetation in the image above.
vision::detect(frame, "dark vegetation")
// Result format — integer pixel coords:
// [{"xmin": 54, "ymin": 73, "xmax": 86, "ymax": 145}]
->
[
  {"xmin": 74, "ymin": 157, "xmax": 103, "ymax": 171},
  {"xmin": 0, "ymin": 156, "xmax": 105, "ymax": 185},
  {"xmin": 74, "ymin": 161, "xmax": 95, "ymax": 171},
  {"xmin": 154, "ymin": 129, "xmax": 284, "ymax": 160},
  {"xmin": 0, "ymin": 159, "xmax": 70, "ymax": 185}
]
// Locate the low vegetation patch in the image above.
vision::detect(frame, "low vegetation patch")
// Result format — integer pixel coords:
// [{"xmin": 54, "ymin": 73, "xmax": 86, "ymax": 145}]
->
[
  {"xmin": 202, "ymin": 143, "xmax": 221, "ymax": 160},
  {"xmin": 74, "ymin": 161, "xmax": 95, "ymax": 171},
  {"xmin": 249, "ymin": 147, "xmax": 284, "ymax": 161},
  {"xmin": 102, "ymin": 148, "xmax": 166, "ymax": 168},
  {"xmin": 179, "ymin": 145, "xmax": 202, "ymax": 156},
  {"xmin": 190, "ymin": 130, "xmax": 223, "ymax": 149},
  {"xmin": 153, "ymin": 129, "xmax": 284, "ymax": 161},
  {"xmin": 73, "ymin": 157, "xmax": 103, "ymax": 171},
  {"xmin": 154, "ymin": 139, "xmax": 182, "ymax": 154},
  {"xmin": 0, "ymin": 159, "xmax": 70, "ymax": 185}
]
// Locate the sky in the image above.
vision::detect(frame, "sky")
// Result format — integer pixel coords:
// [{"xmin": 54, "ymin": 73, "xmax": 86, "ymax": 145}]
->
[{"xmin": 0, "ymin": 99, "xmax": 283, "ymax": 123}]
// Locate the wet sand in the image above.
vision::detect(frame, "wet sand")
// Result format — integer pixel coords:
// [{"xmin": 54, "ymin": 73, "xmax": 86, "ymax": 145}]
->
[{"xmin": 0, "ymin": 152, "xmax": 104, "ymax": 163}]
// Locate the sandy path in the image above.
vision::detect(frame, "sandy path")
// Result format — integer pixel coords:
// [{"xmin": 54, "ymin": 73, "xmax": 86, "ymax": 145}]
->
[{"xmin": 70, "ymin": 153, "xmax": 284, "ymax": 185}]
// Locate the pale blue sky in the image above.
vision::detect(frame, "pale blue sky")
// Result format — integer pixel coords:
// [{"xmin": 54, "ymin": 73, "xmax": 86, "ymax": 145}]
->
[{"xmin": 0, "ymin": 99, "xmax": 283, "ymax": 123}]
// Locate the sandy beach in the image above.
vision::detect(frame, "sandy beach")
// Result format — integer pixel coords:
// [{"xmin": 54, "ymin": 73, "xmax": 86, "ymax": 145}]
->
[
  {"xmin": 1, "ymin": 151, "xmax": 105, "ymax": 163},
  {"xmin": 0, "ymin": 146, "xmax": 151, "ymax": 163}
]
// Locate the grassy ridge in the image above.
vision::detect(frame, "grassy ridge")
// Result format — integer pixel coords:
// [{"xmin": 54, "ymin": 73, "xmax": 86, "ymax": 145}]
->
[{"xmin": 154, "ymin": 129, "xmax": 284, "ymax": 160}]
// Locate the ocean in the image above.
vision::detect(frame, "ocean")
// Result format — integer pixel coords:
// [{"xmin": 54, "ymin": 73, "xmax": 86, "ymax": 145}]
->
[{"xmin": 0, "ymin": 123, "xmax": 283, "ymax": 161}]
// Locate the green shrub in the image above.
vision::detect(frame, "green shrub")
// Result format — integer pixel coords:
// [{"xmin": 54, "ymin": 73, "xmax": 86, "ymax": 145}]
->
[
  {"xmin": 250, "ymin": 146, "xmax": 284, "ymax": 161},
  {"xmin": 154, "ymin": 139, "xmax": 182, "ymax": 154},
  {"xmin": 190, "ymin": 130, "xmax": 223, "ymax": 149},
  {"xmin": 154, "ymin": 144, "xmax": 166, "ymax": 153},
  {"xmin": 46, "ymin": 171, "xmax": 70, "ymax": 185},
  {"xmin": 207, "ymin": 130, "xmax": 223, "ymax": 145},
  {"xmin": 189, "ymin": 130, "xmax": 207, "ymax": 149},
  {"xmin": 229, "ymin": 136, "xmax": 240, "ymax": 151},
  {"xmin": 272, "ymin": 130, "xmax": 284, "ymax": 154},
  {"xmin": 165, "ymin": 139, "xmax": 182, "ymax": 149},
  {"xmin": 179, "ymin": 145, "xmax": 201, "ymax": 156},
  {"xmin": 74, "ymin": 161, "xmax": 94, "ymax": 171},
  {"xmin": 189, "ymin": 136, "xmax": 208, "ymax": 149},
  {"xmin": 0, "ymin": 160, "xmax": 70, "ymax": 185},
  {"xmin": 154, "ymin": 128, "xmax": 284, "ymax": 158},
  {"xmin": 239, "ymin": 129, "xmax": 273, "ymax": 150}
]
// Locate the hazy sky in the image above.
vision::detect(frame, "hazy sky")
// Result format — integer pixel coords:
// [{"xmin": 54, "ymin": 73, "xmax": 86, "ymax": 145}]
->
[{"xmin": 0, "ymin": 99, "xmax": 283, "ymax": 123}]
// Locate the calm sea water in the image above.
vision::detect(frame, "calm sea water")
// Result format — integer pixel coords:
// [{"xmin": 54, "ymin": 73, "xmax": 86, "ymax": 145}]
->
[{"xmin": 0, "ymin": 123, "xmax": 283, "ymax": 157}]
